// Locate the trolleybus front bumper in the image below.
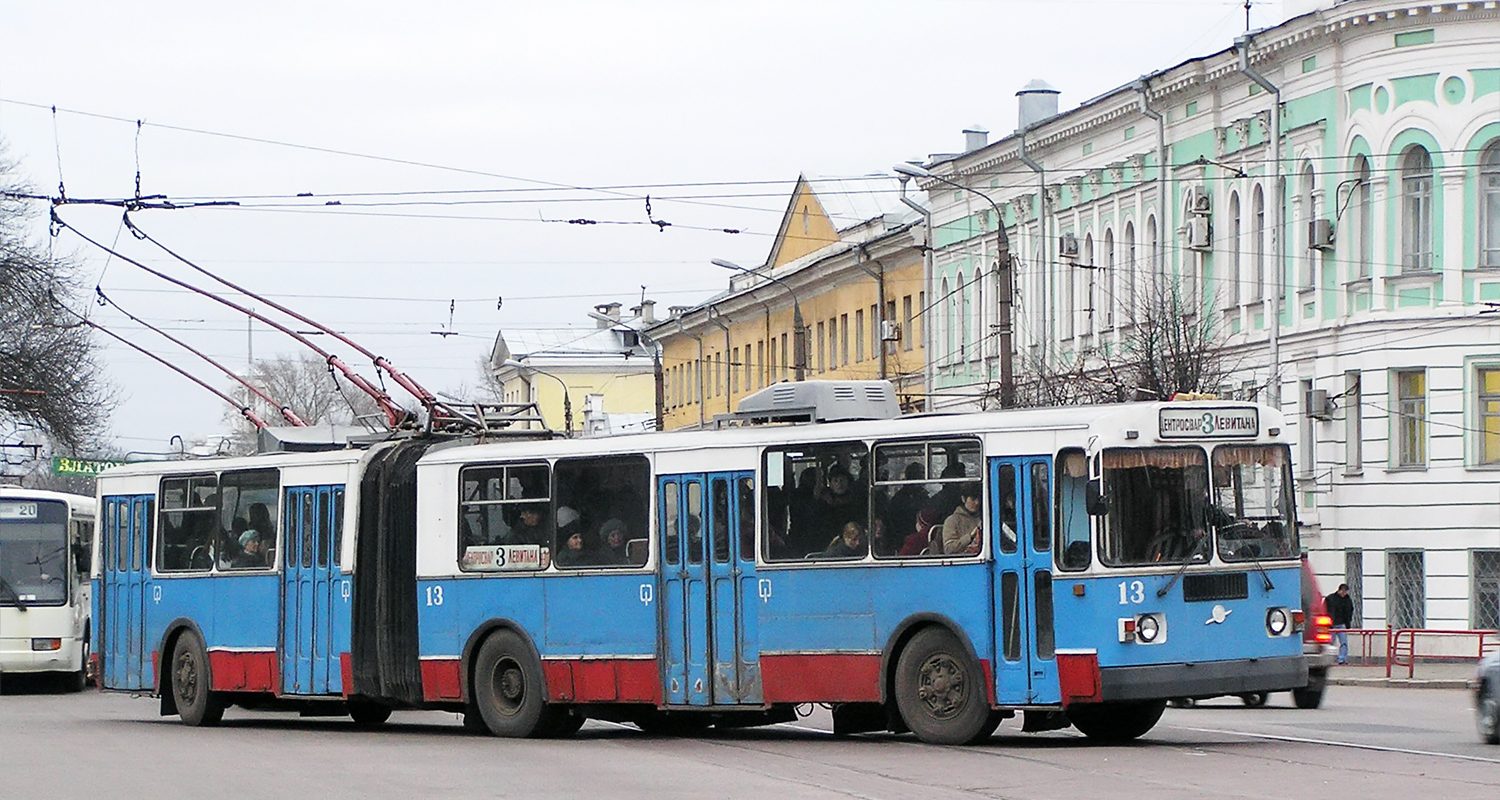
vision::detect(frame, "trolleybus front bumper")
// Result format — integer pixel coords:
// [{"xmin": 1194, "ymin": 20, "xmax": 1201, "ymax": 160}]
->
[{"xmin": 1099, "ymin": 655, "xmax": 1307, "ymax": 702}]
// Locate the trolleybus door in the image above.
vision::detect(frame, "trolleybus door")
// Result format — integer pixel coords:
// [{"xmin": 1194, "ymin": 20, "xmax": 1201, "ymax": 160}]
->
[
  {"xmin": 281, "ymin": 486, "xmax": 340, "ymax": 695},
  {"xmin": 103, "ymin": 495, "xmax": 152, "ymax": 691},
  {"xmin": 707, "ymin": 473, "xmax": 761, "ymax": 705},
  {"xmin": 990, "ymin": 457, "xmax": 1059, "ymax": 705},
  {"xmin": 659, "ymin": 472, "xmax": 761, "ymax": 706}
]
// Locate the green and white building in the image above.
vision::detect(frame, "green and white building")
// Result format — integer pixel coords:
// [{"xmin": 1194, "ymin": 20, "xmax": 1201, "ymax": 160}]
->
[{"xmin": 911, "ymin": 0, "xmax": 1500, "ymax": 630}]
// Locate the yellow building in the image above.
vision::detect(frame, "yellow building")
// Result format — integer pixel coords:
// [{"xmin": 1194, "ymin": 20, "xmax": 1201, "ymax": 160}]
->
[
  {"xmin": 648, "ymin": 176, "xmax": 929, "ymax": 431},
  {"xmin": 488, "ymin": 301, "xmax": 659, "ymax": 436}
]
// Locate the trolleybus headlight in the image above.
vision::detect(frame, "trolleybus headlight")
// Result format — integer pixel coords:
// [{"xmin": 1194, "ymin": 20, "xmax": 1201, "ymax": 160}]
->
[
  {"xmin": 1266, "ymin": 608, "xmax": 1290, "ymax": 636},
  {"xmin": 1136, "ymin": 614, "xmax": 1162, "ymax": 643}
]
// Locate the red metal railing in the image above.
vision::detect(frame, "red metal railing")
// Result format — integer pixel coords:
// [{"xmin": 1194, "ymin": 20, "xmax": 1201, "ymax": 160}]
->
[{"xmin": 1384, "ymin": 628, "xmax": 1499, "ymax": 678}]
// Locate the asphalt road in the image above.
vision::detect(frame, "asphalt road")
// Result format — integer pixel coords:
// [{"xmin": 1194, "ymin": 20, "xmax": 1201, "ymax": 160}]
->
[{"xmin": 2, "ymin": 678, "xmax": 1495, "ymax": 799}]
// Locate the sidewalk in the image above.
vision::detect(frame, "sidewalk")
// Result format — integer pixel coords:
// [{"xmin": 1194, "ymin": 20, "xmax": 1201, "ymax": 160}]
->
[{"xmin": 1326, "ymin": 661, "xmax": 1478, "ymax": 689}]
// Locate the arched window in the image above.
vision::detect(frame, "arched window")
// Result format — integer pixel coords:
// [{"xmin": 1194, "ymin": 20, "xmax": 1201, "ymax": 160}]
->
[
  {"xmin": 1400, "ymin": 145, "xmax": 1433, "ymax": 272},
  {"xmin": 940, "ymin": 276, "xmax": 952, "ymax": 365},
  {"xmin": 1482, "ymin": 142, "xmax": 1500, "ymax": 270},
  {"xmin": 1084, "ymin": 232, "xmax": 1096, "ymax": 335},
  {"xmin": 1147, "ymin": 214, "xmax": 1162, "ymax": 310},
  {"xmin": 1252, "ymin": 185, "xmax": 1266, "ymax": 303},
  {"xmin": 1354, "ymin": 155, "xmax": 1373, "ymax": 280},
  {"xmin": 1300, "ymin": 162, "xmax": 1317, "ymax": 289},
  {"xmin": 1063, "ymin": 233, "xmax": 1077, "ymax": 340},
  {"xmin": 1103, "ymin": 229, "xmax": 1116, "ymax": 329},
  {"xmin": 973, "ymin": 268, "xmax": 985, "ymax": 360},
  {"xmin": 1123, "ymin": 222, "xmax": 1137, "ymax": 323},
  {"xmin": 956, "ymin": 271, "xmax": 969, "ymax": 360},
  {"xmin": 1228, "ymin": 191, "xmax": 1242, "ymax": 307}
]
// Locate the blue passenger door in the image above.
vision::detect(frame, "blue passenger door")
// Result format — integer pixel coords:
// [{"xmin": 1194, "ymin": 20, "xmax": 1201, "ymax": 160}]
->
[
  {"xmin": 990, "ymin": 457, "xmax": 1059, "ymax": 705},
  {"xmin": 281, "ymin": 486, "xmax": 341, "ymax": 695},
  {"xmin": 103, "ymin": 495, "xmax": 152, "ymax": 691},
  {"xmin": 707, "ymin": 473, "xmax": 761, "ymax": 705},
  {"xmin": 659, "ymin": 475, "xmax": 708, "ymax": 705},
  {"xmin": 660, "ymin": 472, "xmax": 761, "ymax": 706}
]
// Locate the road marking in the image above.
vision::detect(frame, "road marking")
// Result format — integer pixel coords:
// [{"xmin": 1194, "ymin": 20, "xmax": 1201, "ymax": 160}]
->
[
  {"xmin": 1170, "ymin": 724, "xmax": 1500, "ymax": 765},
  {"xmin": 771, "ymin": 722, "xmax": 833, "ymax": 735}
]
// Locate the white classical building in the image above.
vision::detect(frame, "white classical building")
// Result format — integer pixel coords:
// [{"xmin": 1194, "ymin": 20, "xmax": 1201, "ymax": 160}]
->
[{"xmin": 914, "ymin": 0, "xmax": 1500, "ymax": 629}]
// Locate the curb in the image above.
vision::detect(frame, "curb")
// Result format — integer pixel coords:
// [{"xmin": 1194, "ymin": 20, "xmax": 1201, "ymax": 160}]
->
[{"xmin": 1328, "ymin": 677, "xmax": 1474, "ymax": 690}]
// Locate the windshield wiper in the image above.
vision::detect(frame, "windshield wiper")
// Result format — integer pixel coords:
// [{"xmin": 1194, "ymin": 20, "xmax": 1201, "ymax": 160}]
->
[
  {"xmin": 0, "ymin": 575, "xmax": 27, "ymax": 612},
  {"xmin": 1248, "ymin": 555, "xmax": 1275, "ymax": 592},
  {"xmin": 1157, "ymin": 537, "xmax": 1209, "ymax": 598}
]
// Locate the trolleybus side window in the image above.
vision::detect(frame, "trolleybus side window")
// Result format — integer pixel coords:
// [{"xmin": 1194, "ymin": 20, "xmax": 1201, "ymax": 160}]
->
[
  {"xmin": 871, "ymin": 438, "xmax": 982, "ymax": 559},
  {"xmin": 1211, "ymin": 444, "xmax": 1298, "ymax": 561},
  {"xmin": 737, "ymin": 476, "xmax": 755, "ymax": 562},
  {"xmin": 685, "ymin": 481, "xmax": 703, "ymax": 565},
  {"xmin": 1030, "ymin": 461, "xmax": 1051, "ymax": 553},
  {"xmin": 996, "ymin": 465, "xmax": 1016, "ymax": 554},
  {"xmin": 761, "ymin": 441, "xmax": 869, "ymax": 562},
  {"xmin": 457, "ymin": 463, "xmax": 550, "ymax": 572},
  {"xmin": 712, "ymin": 479, "xmax": 731, "ymax": 563},
  {"xmin": 333, "ymin": 488, "xmax": 345, "ymax": 567},
  {"xmin": 662, "ymin": 481, "xmax": 680, "ymax": 566},
  {"xmin": 159, "ymin": 475, "xmax": 218, "ymax": 572},
  {"xmin": 219, "ymin": 469, "xmax": 279, "ymax": 571},
  {"xmin": 553, "ymin": 455, "xmax": 650, "ymax": 569},
  {"xmin": 1055, "ymin": 449, "xmax": 1091, "ymax": 571},
  {"xmin": 1098, "ymin": 447, "xmax": 1211, "ymax": 567}
]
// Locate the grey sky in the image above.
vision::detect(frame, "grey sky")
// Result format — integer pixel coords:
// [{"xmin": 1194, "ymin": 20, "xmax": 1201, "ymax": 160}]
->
[{"xmin": 0, "ymin": 0, "xmax": 1289, "ymax": 451}]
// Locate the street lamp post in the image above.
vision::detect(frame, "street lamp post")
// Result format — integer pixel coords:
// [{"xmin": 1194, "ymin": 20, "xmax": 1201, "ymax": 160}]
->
[
  {"xmin": 893, "ymin": 163, "xmax": 1016, "ymax": 409},
  {"xmin": 711, "ymin": 259, "xmax": 807, "ymax": 381},
  {"xmin": 503, "ymin": 359, "xmax": 573, "ymax": 436}
]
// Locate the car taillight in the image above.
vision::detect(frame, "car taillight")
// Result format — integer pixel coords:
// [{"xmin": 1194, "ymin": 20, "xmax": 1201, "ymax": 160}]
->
[{"xmin": 1314, "ymin": 614, "xmax": 1333, "ymax": 644}]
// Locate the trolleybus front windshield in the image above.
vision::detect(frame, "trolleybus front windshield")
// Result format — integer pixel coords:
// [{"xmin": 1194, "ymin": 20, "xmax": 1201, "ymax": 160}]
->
[
  {"xmin": 0, "ymin": 499, "xmax": 69, "ymax": 606},
  {"xmin": 1099, "ymin": 447, "xmax": 1211, "ymax": 567},
  {"xmin": 1211, "ymin": 444, "xmax": 1298, "ymax": 561}
]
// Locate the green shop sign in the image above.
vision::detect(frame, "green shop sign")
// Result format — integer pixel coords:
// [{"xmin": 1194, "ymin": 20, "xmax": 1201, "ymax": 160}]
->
[{"xmin": 51, "ymin": 456, "xmax": 124, "ymax": 477}]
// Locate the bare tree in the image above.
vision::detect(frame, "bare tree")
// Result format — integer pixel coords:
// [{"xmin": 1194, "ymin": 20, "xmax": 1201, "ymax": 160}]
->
[
  {"xmin": 222, "ymin": 353, "xmax": 385, "ymax": 452},
  {"xmin": 1014, "ymin": 281, "xmax": 1239, "ymax": 408},
  {"xmin": 0, "ymin": 142, "xmax": 114, "ymax": 450}
]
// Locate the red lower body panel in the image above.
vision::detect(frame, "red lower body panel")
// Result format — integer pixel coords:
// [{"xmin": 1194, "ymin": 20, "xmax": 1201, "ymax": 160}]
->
[
  {"xmin": 421, "ymin": 659, "xmax": 464, "ymax": 702},
  {"xmin": 761, "ymin": 653, "xmax": 883, "ymax": 703},
  {"xmin": 1056, "ymin": 652, "xmax": 1102, "ymax": 706},
  {"xmin": 542, "ymin": 658, "xmax": 661, "ymax": 704},
  {"xmin": 208, "ymin": 650, "xmax": 278, "ymax": 692}
]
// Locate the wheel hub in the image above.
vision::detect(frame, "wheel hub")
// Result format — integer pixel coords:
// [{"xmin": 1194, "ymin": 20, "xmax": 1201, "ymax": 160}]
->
[
  {"xmin": 916, "ymin": 654, "xmax": 967, "ymax": 719},
  {"xmin": 491, "ymin": 657, "xmax": 525, "ymax": 715},
  {"xmin": 175, "ymin": 652, "xmax": 198, "ymax": 703}
]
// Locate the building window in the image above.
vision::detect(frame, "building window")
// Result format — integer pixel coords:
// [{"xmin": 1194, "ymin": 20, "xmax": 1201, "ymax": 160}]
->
[
  {"xmin": 1300, "ymin": 378, "xmax": 1315, "ymax": 476},
  {"xmin": 855, "ymin": 309, "xmax": 864, "ymax": 363},
  {"xmin": 840, "ymin": 313, "xmax": 849, "ymax": 367},
  {"xmin": 1482, "ymin": 143, "xmax": 1500, "ymax": 270},
  {"xmin": 1252, "ymin": 185, "xmax": 1265, "ymax": 303},
  {"xmin": 755, "ymin": 340, "xmax": 764, "ymax": 388},
  {"xmin": 1400, "ymin": 146, "xmax": 1433, "ymax": 273},
  {"xmin": 940, "ymin": 276, "xmax": 952, "ymax": 363},
  {"xmin": 780, "ymin": 333, "xmax": 789, "ymax": 379},
  {"xmin": 1393, "ymin": 369, "xmax": 1427, "ymax": 468},
  {"xmin": 816, "ymin": 322, "xmax": 825, "ymax": 372},
  {"xmin": 1386, "ymin": 550, "xmax": 1426, "ymax": 628},
  {"xmin": 1227, "ymin": 192, "xmax": 1241, "ymax": 308},
  {"xmin": 1344, "ymin": 371, "xmax": 1362, "ymax": 473},
  {"xmin": 730, "ymin": 347, "xmax": 739, "ymax": 394},
  {"xmin": 1123, "ymin": 222, "xmax": 1137, "ymax": 324},
  {"xmin": 1084, "ymin": 232, "xmax": 1096, "ymax": 334},
  {"xmin": 1480, "ymin": 367, "xmax": 1500, "ymax": 465},
  {"xmin": 1354, "ymin": 155, "xmax": 1373, "ymax": 280},
  {"xmin": 1102, "ymin": 230, "xmax": 1115, "ymax": 329},
  {"xmin": 1062, "ymin": 234, "xmax": 1076, "ymax": 340},
  {"xmin": 973, "ymin": 271, "xmax": 985, "ymax": 360},
  {"xmin": 1344, "ymin": 549, "xmax": 1364, "ymax": 627},
  {"xmin": 1473, "ymin": 550, "xmax": 1500, "ymax": 630},
  {"xmin": 1299, "ymin": 162, "xmax": 1316, "ymax": 290},
  {"xmin": 829, "ymin": 317, "xmax": 838, "ymax": 368},
  {"xmin": 901, "ymin": 295, "xmax": 914, "ymax": 351}
]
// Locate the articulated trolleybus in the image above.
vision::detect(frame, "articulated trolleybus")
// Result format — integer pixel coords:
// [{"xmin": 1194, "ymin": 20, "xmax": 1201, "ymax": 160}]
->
[
  {"xmin": 1, "ymin": 486, "xmax": 96, "ymax": 690},
  {"xmin": 94, "ymin": 383, "xmax": 1307, "ymax": 743}
]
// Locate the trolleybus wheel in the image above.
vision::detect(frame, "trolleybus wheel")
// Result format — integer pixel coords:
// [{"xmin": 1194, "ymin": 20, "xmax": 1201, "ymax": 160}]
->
[
  {"xmin": 1478, "ymin": 679, "xmax": 1499, "ymax": 745},
  {"xmin": 1067, "ymin": 700, "xmax": 1166, "ymax": 742},
  {"xmin": 170, "ymin": 632, "xmax": 225, "ymax": 727},
  {"xmin": 472, "ymin": 630, "xmax": 548, "ymax": 737},
  {"xmin": 348, "ymin": 699, "xmax": 393, "ymax": 727},
  {"xmin": 1239, "ymin": 692, "xmax": 1269, "ymax": 708},
  {"xmin": 1291, "ymin": 687, "xmax": 1325, "ymax": 709},
  {"xmin": 539, "ymin": 708, "xmax": 586, "ymax": 738},
  {"xmin": 893, "ymin": 628, "xmax": 994, "ymax": 745}
]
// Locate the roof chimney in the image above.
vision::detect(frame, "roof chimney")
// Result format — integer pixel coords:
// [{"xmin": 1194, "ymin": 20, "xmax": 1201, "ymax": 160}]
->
[
  {"xmin": 962, "ymin": 125, "xmax": 989, "ymax": 152},
  {"xmin": 594, "ymin": 302, "xmax": 623, "ymax": 328},
  {"xmin": 1016, "ymin": 79, "xmax": 1061, "ymax": 131},
  {"xmin": 638, "ymin": 299, "xmax": 656, "ymax": 324}
]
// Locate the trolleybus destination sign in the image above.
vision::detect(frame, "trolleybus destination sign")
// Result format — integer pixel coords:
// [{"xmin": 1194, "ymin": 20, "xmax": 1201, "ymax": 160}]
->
[{"xmin": 1157, "ymin": 407, "xmax": 1259, "ymax": 439}]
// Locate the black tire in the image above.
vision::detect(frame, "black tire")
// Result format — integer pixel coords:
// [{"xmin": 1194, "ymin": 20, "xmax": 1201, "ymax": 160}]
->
[
  {"xmin": 1240, "ymin": 692, "xmax": 1269, "ymax": 708},
  {"xmin": 1292, "ymin": 687, "xmax": 1325, "ymax": 709},
  {"xmin": 1478, "ymin": 681, "xmax": 1499, "ymax": 745},
  {"xmin": 462, "ymin": 710, "xmax": 490, "ymax": 734},
  {"xmin": 893, "ymin": 628, "xmax": 993, "ymax": 745},
  {"xmin": 170, "ymin": 632, "xmax": 225, "ymax": 727},
  {"xmin": 1068, "ymin": 700, "xmax": 1166, "ymax": 742},
  {"xmin": 1168, "ymin": 698, "xmax": 1195, "ymax": 708},
  {"xmin": 348, "ymin": 699, "xmax": 393, "ymax": 727},
  {"xmin": 471, "ymin": 630, "xmax": 548, "ymax": 737}
]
